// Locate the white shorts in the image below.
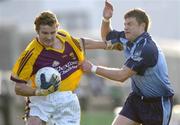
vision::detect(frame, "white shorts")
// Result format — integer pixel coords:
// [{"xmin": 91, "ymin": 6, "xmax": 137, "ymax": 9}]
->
[{"xmin": 29, "ymin": 91, "xmax": 80, "ymax": 125}]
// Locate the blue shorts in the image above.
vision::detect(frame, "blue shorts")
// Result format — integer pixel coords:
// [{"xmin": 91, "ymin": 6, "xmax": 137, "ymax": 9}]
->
[{"xmin": 120, "ymin": 92, "xmax": 173, "ymax": 125}]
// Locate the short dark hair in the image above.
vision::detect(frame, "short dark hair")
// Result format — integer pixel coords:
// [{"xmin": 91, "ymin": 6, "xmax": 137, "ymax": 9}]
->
[
  {"xmin": 124, "ymin": 8, "xmax": 150, "ymax": 31},
  {"xmin": 34, "ymin": 11, "xmax": 59, "ymax": 32}
]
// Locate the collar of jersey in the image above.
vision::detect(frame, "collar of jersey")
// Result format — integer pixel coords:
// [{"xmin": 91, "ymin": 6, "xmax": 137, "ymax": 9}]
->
[
  {"xmin": 37, "ymin": 35, "xmax": 66, "ymax": 53},
  {"xmin": 126, "ymin": 32, "xmax": 149, "ymax": 48}
]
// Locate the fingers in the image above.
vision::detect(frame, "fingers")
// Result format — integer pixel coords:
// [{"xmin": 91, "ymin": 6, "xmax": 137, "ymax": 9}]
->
[
  {"xmin": 40, "ymin": 73, "xmax": 46, "ymax": 83},
  {"xmin": 47, "ymin": 85, "xmax": 55, "ymax": 93},
  {"xmin": 50, "ymin": 74, "xmax": 59, "ymax": 82},
  {"xmin": 103, "ymin": 0, "xmax": 113, "ymax": 19},
  {"xmin": 53, "ymin": 83, "xmax": 59, "ymax": 91},
  {"xmin": 53, "ymin": 74, "xmax": 60, "ymax": 82},
  {"xmin": 49, "ymin": 74, "xmax": 56, "ymax": 83},
  {"xmin": 78, "ymin": 61, "xmax": 83, "ymax": 68},
  {"xmin": 105, "ymin": 0, "xmax": 108, "ymax": 5},
  {"xmin": 49, "ymin": 74, "xmax": 60, "ymax": 92},
  {"xmin": 105, "ymin": 0, "xmax": 113, "ymax": 10},
  {"xmin": 82, "ymin": 60, "xmax": 93, "ymax": 72},
  {"xmin": 78, "ymin": 60, "xmax": 88, "ymax": 69},
  {"xmin": 51, "ymin": 74, "xmax": 60, "ymax": 91}
]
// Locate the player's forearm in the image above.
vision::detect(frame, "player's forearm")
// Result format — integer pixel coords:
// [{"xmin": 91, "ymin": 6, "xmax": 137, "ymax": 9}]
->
[
  {"xmin": 101, "ymin": 19, "xmax": 112, "ymax": 41},
  {"xmin": 15, "ymin": 83, "xmax": 36, "ymax": 96},
  {"xmin": 84, "ymin": 38, "xmax": 106, "ymax": 49},
  {"xmin": 95, "ymin": 66, "xmax": 128, "ymax": 83}
]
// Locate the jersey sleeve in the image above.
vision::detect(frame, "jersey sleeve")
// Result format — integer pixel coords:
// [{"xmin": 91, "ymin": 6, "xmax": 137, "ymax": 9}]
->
[
  {"xmin": 11, "ymin": 49, "xmax": 34, "ymax": 83},
  {"xmin": 71, "ymin": 36, "xmax": 83, "ymax": 52},
  {"xmin": 124, "ymin": 40, "xmax": 158, "ymax": 75},
  {"xmin": 71, "ymin": 37, "xmax": 85, "ymax": 61},
  {"xmin": 11, "ymin": 40, "xmax": 41, "ymax": 83}
]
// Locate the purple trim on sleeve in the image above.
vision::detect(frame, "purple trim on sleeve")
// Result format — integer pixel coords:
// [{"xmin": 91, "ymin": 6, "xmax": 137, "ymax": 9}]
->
[
  {"xmin": 10, "ymin": 76, "xmax": 27, "ymax": 84},
  {"xmin": 57, "ymin": 32, "xmax": 66, "ymax": 37}
]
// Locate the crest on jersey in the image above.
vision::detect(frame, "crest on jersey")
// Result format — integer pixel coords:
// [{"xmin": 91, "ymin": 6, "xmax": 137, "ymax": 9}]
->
[
  {"xmin": 52, "ymin": 60, "xmax": 60, "ymax": 67},
  {"xmin": 69, "ymin": 52, "xmax": 76, "ymax": 60},
  {"xmin": 131, "ymin": 50, "xmax": 143, "ymax": 62},
  {"xmin": 62, "ymin": 54, "xmax": 68, "ymax": 58}
]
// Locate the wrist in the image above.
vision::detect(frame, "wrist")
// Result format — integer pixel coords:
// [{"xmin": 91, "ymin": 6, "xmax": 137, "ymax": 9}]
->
[
  {"xmin": 104, "ymin": 40, "xmax": 112, "ymax": 50},
  {"xmin": 102, "ymin": 17, "xmax": 110, "ymax": 23},
  {"xmin": 91, "ymin": 65, "xmax": 98, "ymax": 73},
  {"xmin": 34, "ymin": 89, "xmax": 47, "ymax": 96},
  {"xmin": 34, "ymin": 89, "xmax": 42, "ymax": 96},
  {"xmin": 34, "ymin": 89, "xmax": 40, "ymax": 96}
]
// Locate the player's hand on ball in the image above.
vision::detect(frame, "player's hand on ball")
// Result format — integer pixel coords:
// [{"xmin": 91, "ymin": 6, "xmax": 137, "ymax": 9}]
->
[
  {"xmin": 35, "ymin": 73, "xmax": 60, "ymax": 96},
  {"xmin": 41, "ymin": 73, "xmax": 60, "ymax": 91}
]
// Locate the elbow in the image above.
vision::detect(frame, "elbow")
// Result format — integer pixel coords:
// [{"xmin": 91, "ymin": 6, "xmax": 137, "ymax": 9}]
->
[
  {"xmin": 101, "ymin": 34, "xmax": 107, "ymax": 41},
  {"xmin": 118, "ymin": 78, "xmax": 126, "ymax": 83},
  {"xmin": 101, "ymin": 31, "xmax": 106, "ymax": 41},
  {"xmin": 101, "ymin": 36, "xmax": 106, "ymax": 41},
  {"xmin": 116, "ymin": 75, "xmax": 128, "ymax": 83}
]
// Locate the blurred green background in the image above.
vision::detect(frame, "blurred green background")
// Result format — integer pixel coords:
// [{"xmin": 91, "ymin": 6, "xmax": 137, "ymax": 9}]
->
[{"xmin": 81, "ymin": 111, "xmax": 114, "ymax": 125}]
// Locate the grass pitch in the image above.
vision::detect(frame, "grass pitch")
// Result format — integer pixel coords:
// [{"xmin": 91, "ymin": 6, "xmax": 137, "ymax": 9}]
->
[{"xmin": 81, "ymin": 111, "xmax": 114, "ymax": 125}]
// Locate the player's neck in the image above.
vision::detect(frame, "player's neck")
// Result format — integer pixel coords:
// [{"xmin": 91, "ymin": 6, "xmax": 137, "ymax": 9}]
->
[{"xmin": 52, "ymin": 37, "xmax": 64, "ymax": 50}]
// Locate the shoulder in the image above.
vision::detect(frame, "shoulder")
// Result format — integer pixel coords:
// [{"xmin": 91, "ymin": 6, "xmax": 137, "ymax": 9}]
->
[
  {"xmin": 18, "ymin": 38, "xmax": 44, "ymax": 63},
  {"xmin": 134, "ymin": 33, "xmax": 157, "ymax": 57},
  {"xmin": 140, "ymin": 38, "xmax": 158, "ymax": 57},
  {"xmin": 135, "ymin": 38, "xmax": 158, "ymax": 66},
  {"xmin": 57, "ymin": 29, "xmax": 71, "ymax": 38},
  {"xmin": 25, "ymin": 38, "xmax": 43, "ymax": 53},
  {"xmin": 124, "ymin": 38, "xmax": 159, "ymax": 75},
  {"xmin": 57, "ymin": 29, "xmax": 81, "ymax": 48},
  {"xmin": 11, "ymin": 38, "xmax": 42, "ymax": 80}
]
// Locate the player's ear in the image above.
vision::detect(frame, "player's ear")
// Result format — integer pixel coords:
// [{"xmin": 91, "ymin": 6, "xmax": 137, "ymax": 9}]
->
[
  {"xmin": 56, "ymin": 23, "xmax": 59, "ymax": 28},
  {"xmin": 36, "ymin": 29, "xmax": 40, "ymax": 34},
  {"xmin": 140, "ymin": 22, "xmax": 146, "ymax": 31}
]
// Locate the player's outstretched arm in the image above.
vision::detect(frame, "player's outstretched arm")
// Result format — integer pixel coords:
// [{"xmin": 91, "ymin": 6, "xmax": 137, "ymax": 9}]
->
[
  {"xmin": 81, "ymin": 38, "xmax": 106, "ymax": 49},
  {"xmin": 82, "ymin": 38, "xmax": 123, "ymax": 51},
  {"xmin": 14, "ymin": 74, "xmax": 60, "ymax": 96},
  {"xmin": 80, "ymin": 60, "xmax": 136, "ymax": 83}
]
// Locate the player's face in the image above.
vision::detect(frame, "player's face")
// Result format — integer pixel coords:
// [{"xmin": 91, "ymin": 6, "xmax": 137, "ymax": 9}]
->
[
  {"xmin": 124, "ymin": 17, "xmax": 145, "ymax": 42},
  {"xmin": 37, "ymin": 24, "xmax": 58, "ymax": 47}
]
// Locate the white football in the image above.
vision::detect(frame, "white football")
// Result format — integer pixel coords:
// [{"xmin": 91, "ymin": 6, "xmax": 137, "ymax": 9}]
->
[{"xmin": 35, "ymin": 67, "xmax": 61, "ymax": 89}]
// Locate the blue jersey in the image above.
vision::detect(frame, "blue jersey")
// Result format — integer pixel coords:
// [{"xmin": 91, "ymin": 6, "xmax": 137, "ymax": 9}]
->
[{"xmin": 106, "ymin": 30, "xmax": 174, "ymax": 97}]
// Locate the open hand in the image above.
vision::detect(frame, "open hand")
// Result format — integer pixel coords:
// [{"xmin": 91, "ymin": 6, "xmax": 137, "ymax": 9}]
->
[{"xmin": 103, "ymin": 0, "xmax": 113, "ymax": 20}]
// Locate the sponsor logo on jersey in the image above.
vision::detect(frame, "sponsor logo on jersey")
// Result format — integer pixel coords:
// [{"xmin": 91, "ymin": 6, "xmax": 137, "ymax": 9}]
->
[
  {"xmin": 52, "ymin": 60, "xmax": 60, "ymax": 67},
  {"xmin": 69, "ymin": 52, "xmax": 76, "ymax": 60}
]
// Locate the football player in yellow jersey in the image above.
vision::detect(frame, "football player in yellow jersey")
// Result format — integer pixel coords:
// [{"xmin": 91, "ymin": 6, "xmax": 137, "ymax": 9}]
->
[{"xmin": 10, "ymin": 11, "xmax": 107, "ymax": 125}]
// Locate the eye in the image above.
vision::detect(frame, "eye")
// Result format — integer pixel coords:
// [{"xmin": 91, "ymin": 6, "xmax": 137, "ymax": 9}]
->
[
  {"xmin": 42, "ymin": 31, "xmax": 48, "ymax": 35},
  {"xmin": 51, "ymin": 31, "xmax": 56, "ymax": 35}
]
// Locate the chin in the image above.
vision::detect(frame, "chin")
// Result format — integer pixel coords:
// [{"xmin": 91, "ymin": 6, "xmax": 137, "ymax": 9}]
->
[
  {"xmin": 43, "ymin": 43, "xmax": 53, "ymax": 47},
  {"xmin": 125, "ymin": 35, "xmax": 133, "ymax": 42},
  {"xmin": 125, "ymin": 35, "xmax": 130, "ymax": 41}
]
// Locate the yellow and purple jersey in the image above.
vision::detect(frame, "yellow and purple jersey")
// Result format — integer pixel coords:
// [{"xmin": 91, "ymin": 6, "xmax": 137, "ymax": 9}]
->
[{"xmin": 10, "ymin": 29, "xmax": 84, "ymax": 91}]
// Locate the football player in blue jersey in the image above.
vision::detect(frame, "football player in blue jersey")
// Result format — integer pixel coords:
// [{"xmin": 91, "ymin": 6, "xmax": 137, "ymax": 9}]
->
[{"xmin": 81, "ymin": 1, "xmax": 174, "ymax": 125}]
